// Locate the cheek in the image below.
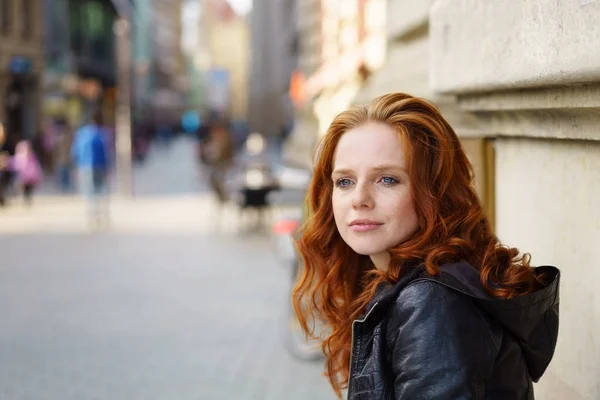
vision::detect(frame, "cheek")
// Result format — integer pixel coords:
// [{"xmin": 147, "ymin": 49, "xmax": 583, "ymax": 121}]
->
[
  {"xmin": 390, "ymin": 194, "xmax": 417, "ymax": 224},
  {"xmin": 332, "ymin": 192, "xmax": 353, "ymax": 234},
  {"xmin": 332, "ymin": 192, "xmax": 344, "ymax": 221},
  {"xmin": 399, "ymin": 200, "xmax": 418, "ymax": 229}
]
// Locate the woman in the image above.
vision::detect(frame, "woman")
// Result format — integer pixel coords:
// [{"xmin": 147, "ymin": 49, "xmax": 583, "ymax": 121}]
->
[
  {"xmin": 293, "ymin": 93, "xmax": 560, "ymax": 399},
  {"xmin": 12, "ymin": 140, "xmax": 43, "ymax": 206}
]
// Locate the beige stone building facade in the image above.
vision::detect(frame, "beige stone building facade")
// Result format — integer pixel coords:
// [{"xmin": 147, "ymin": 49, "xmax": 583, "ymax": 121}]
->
[
  {"xmin": 0, "ymin": 0, "xmax": 44, "ymax": 143},
  {"xmin": 430, "ymin": 2, "xmax": 600, "ymax": 398}
]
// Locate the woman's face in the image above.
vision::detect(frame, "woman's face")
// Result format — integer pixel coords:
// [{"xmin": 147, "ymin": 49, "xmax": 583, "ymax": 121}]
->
[{"xmin": 331, "ymin": 122, "xmax": 419, "ymax": 265}]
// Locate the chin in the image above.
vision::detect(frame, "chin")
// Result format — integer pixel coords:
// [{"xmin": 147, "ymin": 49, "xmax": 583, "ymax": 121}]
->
[{"xmin": 347, "ymin": 241, "xmax": 388, "ymax": 256}]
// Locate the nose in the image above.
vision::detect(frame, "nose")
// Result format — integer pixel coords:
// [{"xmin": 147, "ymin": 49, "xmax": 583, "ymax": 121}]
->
[{"xmin": 351, "ymin": 181, "xmax": 374, "ymax": 210}]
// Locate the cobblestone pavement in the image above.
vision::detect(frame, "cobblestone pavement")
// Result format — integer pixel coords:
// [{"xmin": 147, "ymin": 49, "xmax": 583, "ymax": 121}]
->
[{"xmin": 0, "ymin": 138, "xmax": 335, "ymax": 400}]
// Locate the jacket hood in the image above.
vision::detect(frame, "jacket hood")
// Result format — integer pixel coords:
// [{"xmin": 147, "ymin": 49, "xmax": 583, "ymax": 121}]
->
[
  {"xmin": 368, "ymin": 261, "xmax": 560, "ymax": 382},
  {"xmin": 434, "ymin": 262, "xmax": 560, "ymax": 382}
]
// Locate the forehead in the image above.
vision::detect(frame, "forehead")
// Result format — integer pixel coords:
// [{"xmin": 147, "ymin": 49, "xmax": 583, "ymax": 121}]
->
[{"xmin": 333, "ymin": 122, "xmax": 407, "ymax": 168}]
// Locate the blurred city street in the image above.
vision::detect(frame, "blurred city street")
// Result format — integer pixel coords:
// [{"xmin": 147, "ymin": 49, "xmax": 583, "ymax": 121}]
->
[
  {"xmin": 0, "ymin": 138, "xmax": 334, "ymax": 400},
  {"xmin": 0, "ymin": 0, "xmax": 594, "ymax": 398}
]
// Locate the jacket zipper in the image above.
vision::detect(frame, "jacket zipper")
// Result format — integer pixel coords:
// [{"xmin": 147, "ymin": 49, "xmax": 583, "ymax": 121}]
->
[{"xmin": 348, "ymin": 301, "xmax": 379, "ymax": 399}]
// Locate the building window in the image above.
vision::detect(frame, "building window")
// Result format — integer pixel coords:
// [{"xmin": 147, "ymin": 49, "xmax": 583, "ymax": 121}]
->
[
  {"xmin": 1, "ymin": 0, "xmax": 11, "ymax": 35},
  {"xmin": 21, "ymin": 0, "xmax": 32, "ymax": 40}
]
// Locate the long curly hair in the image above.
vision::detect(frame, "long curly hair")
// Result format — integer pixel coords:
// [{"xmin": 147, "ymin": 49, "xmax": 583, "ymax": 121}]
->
[{"xmin": 293, "ymin": 93, "xmax": 541, "ymax": 398}]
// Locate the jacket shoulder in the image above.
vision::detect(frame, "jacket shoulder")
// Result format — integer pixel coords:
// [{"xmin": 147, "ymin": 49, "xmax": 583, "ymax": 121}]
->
[
  {"xmin": 384, "ymin": 280, "xmax": 499, "ymax": 398},
  {"xmin": 395, "ymin": 278, "xmax": 475, "ymax": 306},
  {"xmin": 386, "ymin": 279, "xmax": 500, "ymax": 354}
]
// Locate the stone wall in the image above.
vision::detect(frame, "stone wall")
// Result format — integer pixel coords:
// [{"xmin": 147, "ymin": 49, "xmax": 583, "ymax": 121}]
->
[
  {"xmin": 431, "ymin": 1, "xmax": 600, "ymax": 398},
  {"xmin": 495, "ymin": 139, "xmax": 600, "ymax": 399}
]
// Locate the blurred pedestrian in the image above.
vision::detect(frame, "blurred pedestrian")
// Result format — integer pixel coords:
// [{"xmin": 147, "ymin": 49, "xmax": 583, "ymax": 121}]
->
[
  {"xmin": 206, "ymin": 120, "xmax": 234, "ymax": 205},
  {"xmin": 0, "ymin": 123, "xmax": 16, "ymax": 207},
  {"xmin": 11, "ymin": 140, "xmax": 43, "ymax": 206},
  {"xmin": 71, "ymin": 111, "xmax": 111, "ymax": 228},
  {"xmin": 156, "ymin": 123, "xmax": 173, "ymax": 149},
  {"xmin": 195, "ymin": 121, "xmax": 211, "ymax": 167},
  {"xmin": 41, "ymin": 117, "xmax": 58, "ymax": 172},
  {"xmin": 0, "ymin": 151, "xmax": 10, "ymax": 207},
  {"xmin": 54, "ymin": 118, "xmax": 74, "ymax": 192},
  {"xmin": 293, "ymin": 93, "xmax": 560, "ymax": 399}
]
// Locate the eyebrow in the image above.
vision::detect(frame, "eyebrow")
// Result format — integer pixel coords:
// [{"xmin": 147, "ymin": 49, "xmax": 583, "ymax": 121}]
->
[{"xmin": 331, "ymin": 165, "xmax": 408, "ymax": 178}]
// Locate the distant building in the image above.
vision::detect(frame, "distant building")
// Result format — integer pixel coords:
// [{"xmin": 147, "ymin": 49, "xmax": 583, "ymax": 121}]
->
[
  {"xmin": 149, "ymin": 0, "xmax": 186, "ymax": 123},
  {"xmin": 201, "ymin": 0, "xmax": 250, "ymax": 123},
  {"xmin": 43, "ymin": 0, "xmax": 122, "ymax": 129},
  {"xmin": 247, "ymin": 0, "xmax": 298, "ymax": 137},
  {"xmin": 0, "ymin": 0, "xmax": 44, "ymax": 146},
  {"xmin": 281, "ymin": 0, "xmax": 321, "ymax": 168}
]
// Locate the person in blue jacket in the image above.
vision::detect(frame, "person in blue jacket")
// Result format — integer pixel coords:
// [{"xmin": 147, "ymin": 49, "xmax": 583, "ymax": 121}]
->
[{"xmin": 71, "ymin": 111, "xmax": 111, "ymax": 228}]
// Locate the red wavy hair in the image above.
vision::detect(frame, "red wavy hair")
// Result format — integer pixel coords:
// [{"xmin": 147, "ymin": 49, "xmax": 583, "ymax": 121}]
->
[{"xmin": 293, "ymin": 93, "xmax": 541, "ymax": 398}]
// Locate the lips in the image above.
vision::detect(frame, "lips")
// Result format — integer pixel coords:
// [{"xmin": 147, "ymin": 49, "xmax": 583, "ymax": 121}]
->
[{"xmin": 349, "ymin": 219, "xmax": 383, "ymax": 232}]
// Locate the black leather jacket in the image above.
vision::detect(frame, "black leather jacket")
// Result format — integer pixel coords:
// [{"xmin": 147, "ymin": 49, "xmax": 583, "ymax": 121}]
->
[{"xmin": 347, "ymin": 262, "xmax": 560, "ymax": 400}]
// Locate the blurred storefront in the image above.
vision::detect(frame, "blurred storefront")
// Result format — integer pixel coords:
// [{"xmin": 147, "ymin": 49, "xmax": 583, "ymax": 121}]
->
[
  {"xmin": 130, "ymin": 0, "xmax": 152, "ymax": 123},
  {"xmin": 284, "ymin": 0, "xmax": 387, "ymax": 169},
  {"xmin": 281, "ymin": 0, "xmax": 319, "ymax": 169},
  {"xmin": 149, "ymin": 0, "xmax": 186, "ymax": 124},
  {"xmin": 0, "ymin": 0, "xmax": 45, "ymax": 150},
  {"xmin": 42, "ymin": 0, "xmax": 122, "ymax": 129},
  {"xmin": 43, "ymin": 0, "xmax": 190, "ymax": 143},
  {"xmin": 307, "ymin": 0, "xmax": 386, "ymax": 136},
  {"xmin": 284, "ymin": 68, "xmax": 317, "ymax": 168}
]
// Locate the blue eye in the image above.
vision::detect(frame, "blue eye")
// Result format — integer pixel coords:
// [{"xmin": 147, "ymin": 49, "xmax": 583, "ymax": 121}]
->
[
  {"xmin": 381, "ymin": 176, "xmax": 399, "ymax": 185},
  {"xmin": 335, "ymin": 178, "xmax": 353, "ymax": 187}
]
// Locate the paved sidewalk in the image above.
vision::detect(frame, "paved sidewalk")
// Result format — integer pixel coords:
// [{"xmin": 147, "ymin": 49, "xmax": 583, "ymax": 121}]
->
[
  {"xmin": 0, "ymin": 138, "xmax": 334, "ymax": 400},
  {"xmin": 0, "ymin": 202, "xmax": 335, "ymax": 400}
]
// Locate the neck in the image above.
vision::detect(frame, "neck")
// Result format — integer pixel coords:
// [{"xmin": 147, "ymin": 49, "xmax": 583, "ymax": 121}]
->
[{"xmin": 370, "ymin": 252, "xmax": 390, "ymax": 272}]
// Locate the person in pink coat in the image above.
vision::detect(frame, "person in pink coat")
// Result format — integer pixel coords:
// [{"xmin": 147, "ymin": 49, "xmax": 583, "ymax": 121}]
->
[{"xmin": 12, "ymin": 140, "xmax": 43, "ymax": 206}]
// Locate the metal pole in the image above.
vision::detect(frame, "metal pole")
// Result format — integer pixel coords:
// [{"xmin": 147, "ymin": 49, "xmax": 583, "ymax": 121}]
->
[{"xmin": 114, "ymin": 17, "xmax": 133, "ymax": 197}]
